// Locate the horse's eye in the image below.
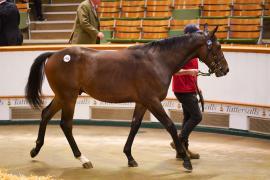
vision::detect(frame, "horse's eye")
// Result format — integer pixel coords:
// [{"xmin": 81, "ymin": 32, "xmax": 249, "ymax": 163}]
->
[{"xmin": 213, "ymin": 55, "xmax": 217, "ymax": 59}]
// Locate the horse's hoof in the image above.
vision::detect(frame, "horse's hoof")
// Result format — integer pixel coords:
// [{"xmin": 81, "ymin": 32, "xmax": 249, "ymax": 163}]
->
[
  {"xmin": 128, "ymin": 160, "xmax": 138, "ymax": 167},
  {"xmin": 30, "ymin": 148, "xmax": 38, "ymax": 158},
  {"xmin": 183, "ymin": 159, "xmax": 193, "ymax": 172},
  {"xmin": 170, "ymin": 142, "xmax": 176, "ymax": 149},
  {"xmin": 179, "ymin": 151, "xmax": 200, "ymax": 159},
  {"xmin": 176, "ymin": 153, "xmax": 184, "ymax": 159},
  {"xmin": 82, "ymin": 162, "xmax": 93, "ymax": 169},
  {"xmin": 189, "ymin": 153, "xmax": 200, "ymax": 159}
]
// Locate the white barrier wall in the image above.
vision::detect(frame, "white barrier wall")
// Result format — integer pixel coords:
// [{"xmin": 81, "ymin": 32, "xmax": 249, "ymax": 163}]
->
[
  {"xmin": 1, "ymin": 50, "xmax": 269, "ymax": 105},
  {"xmin": 0, "ymin": 47, "xmax": 270, "ymax": 132}
]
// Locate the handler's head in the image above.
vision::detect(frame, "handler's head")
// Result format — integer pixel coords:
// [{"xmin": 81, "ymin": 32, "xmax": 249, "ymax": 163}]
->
[{"xmin": 184, "ymin": 24, "xmax": 201, "ymax": 34}]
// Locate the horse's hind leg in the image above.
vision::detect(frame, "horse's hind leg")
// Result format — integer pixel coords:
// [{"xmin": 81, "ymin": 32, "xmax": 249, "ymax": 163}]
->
[
  {"xmin": 145, "ymin": 98, "xmax": 192, "ymax": 171},
  {"xmin": 60, "ymin": 97, "xmax": 93, "ymax": 169},
  {"xmin": 123, "ymin": 103, "xmax": 146, "ymax": 167},
  {"xmin": 31, "ymin": 98, "xmax": 61, "ymax": 158}
]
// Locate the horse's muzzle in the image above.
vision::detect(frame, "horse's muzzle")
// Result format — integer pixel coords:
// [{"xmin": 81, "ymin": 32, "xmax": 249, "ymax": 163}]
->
[{"xmin": 215, "ymin": 67, "xmax": 229, "ymax": 77}]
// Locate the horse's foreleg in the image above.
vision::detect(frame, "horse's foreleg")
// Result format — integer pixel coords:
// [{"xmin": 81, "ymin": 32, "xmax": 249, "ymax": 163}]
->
[
  {"xmin": 123, "ymin": 103, "xmax": 146, "ymax": 167},
  {"xmin": 31, "ymin": 98, "xmax": 61, "ymax": 158},
  {"xmin": 146, "ymin": 99, "xmax": 192, "ymax": 171},
  {"xmin": 60, "ymin": 99, "xmax": 93, "ymax": 169}
]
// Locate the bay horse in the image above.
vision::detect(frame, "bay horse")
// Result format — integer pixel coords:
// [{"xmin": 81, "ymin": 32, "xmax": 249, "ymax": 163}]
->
[{"xmin": 25, "ymin": 26, "xmax": 229, "ymax": 172}]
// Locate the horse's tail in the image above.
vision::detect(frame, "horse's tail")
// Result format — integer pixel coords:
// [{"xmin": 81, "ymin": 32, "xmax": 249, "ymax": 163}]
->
[{"xmin": 25, "ymin": 52, "xmax": 54, "ymax": 109}]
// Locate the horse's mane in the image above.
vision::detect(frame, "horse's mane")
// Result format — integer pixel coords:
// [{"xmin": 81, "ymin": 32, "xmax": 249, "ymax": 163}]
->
[{"xmin": 128, "ymin": 32, "xmax": 204, "ymax": 52}]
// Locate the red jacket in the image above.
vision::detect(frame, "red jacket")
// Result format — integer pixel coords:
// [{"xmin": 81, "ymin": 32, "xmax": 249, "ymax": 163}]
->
[{"xmin": 172, "ymin": 58, "xmax": 198, "ymax": 93}]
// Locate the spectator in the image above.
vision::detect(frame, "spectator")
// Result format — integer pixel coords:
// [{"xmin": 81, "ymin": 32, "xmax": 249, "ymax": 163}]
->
[
  {"xmin": 69, "ymin": 0, "xmax": 104, "ymax": 44},
  {"xmin": 20, "ymin": 0, "xmax": 45, "ymax": 21},
  {"xmin": 0, "ymin": 0, "xmax": 23, "ymax": 46},
  {"xmin": 170, "ymin": 24, "xmax": 202, "ymax": 159},
  {"xmin": 33, "ymin": 0, "xmax": 45, "ymax": 21}
]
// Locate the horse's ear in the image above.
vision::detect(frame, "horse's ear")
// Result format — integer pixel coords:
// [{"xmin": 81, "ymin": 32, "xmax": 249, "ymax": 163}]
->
[
  {"xmin": 203, "ymin": 23, "xmax": 209, "ymax": 34},
  {"xmin": 210, "ymin": 26, "xmax": 219, "ymax": 38}
]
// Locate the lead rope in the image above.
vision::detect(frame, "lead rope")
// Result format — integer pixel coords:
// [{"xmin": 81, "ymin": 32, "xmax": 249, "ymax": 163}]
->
[
  {"xmin": 195, "ymin": 81, "xmax": 204, "ymax": 112},
  {"xmin": 198, "ymin": 70, "xmax": 211, "ymax": 76},
  {"xmin": 195, "ymin": 70, "xmax": 211, "ymax": 112}
]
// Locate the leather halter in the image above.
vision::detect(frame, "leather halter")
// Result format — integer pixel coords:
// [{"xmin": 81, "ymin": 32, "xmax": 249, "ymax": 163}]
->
[{"xmin": 198, "ymin": 38, "xmax": 224, "ymax": 76}]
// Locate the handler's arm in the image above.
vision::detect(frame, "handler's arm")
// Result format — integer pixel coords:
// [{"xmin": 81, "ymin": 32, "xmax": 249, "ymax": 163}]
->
[
  {"xmin": 176, "ymin": 69, "xmax": 198, "ymax": 76},
  {"xmin": 77, "ymin": 5, "xmax": 99, "ymax": 37}
]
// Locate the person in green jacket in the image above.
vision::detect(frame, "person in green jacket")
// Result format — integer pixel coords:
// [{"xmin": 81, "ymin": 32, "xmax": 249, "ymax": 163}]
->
[{"xmin": 70, "ymin": 0, "xmax": 104, "ymax": 44}]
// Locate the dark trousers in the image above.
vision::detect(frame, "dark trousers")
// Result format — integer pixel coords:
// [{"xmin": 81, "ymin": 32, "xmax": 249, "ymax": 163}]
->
[
  {"xmin": 33, "ymin": 0, "xmax": 43, "ymax": 18},
  {"xmin": 174, "ymin": 92, "xmax": 202, "ymax": 141}
]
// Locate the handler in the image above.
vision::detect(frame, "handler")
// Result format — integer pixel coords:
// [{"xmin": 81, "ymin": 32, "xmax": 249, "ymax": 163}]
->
[
  {"xmin": 70, "ymin": 0, "xmax": 104, "ymax": 44},
  {"xmin": 171, "ymin": 24, "xmax": 202, "ymax": 159}
]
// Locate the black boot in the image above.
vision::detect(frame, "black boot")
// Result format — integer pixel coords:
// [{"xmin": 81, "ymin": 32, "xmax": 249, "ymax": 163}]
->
[
  {"xmin": 184, "ymin": 140, "xmax": 200, "ymax": 159},
  {"xmin": 170, "ymin": 137, "xmax": 200, "ymax": 159}
]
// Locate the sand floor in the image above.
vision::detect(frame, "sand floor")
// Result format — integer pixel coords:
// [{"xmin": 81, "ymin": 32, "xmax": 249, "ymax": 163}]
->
[{"xmin": 0, "ymin": 125, "xmax": 269, "ymax": 180}]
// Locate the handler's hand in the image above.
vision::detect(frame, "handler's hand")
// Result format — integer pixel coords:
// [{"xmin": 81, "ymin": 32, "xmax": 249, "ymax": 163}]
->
[
  {"xmin": 97, "ymin": 32, "xmax": 104, "ymax": 40},
  {"xmin": 187, "ymin": 69, "xmax": 199, "ymax": 76}
]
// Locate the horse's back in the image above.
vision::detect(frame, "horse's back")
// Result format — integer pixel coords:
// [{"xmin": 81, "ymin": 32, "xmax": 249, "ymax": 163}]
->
[
  {"xmin": 80, "ymin": 48, "xmax": 166, "ymax": 103},
  {"xmin": 44, "ymin": 46, "xmax": 166, "ymax": 103}
]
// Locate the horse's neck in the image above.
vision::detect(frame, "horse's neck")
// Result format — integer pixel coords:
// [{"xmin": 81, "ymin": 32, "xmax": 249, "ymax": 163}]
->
[
  {"xmin": 157, "ymin": 37, "xmax": 204, "ymax": 76},
  {"xmin": 142, "ymin": 37, "xmax": 203, "ymax": 93}
]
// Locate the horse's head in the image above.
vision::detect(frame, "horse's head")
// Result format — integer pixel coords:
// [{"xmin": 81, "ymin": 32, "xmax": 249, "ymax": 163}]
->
[{"xmin": 197, "ymin": 25, "xmax": 229, "ymax": 77}]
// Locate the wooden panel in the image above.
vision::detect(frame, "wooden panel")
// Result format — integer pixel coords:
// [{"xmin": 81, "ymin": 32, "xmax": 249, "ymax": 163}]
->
[
  {"xmin": 97, "ymin": 7, "xmax": 119, "ymax": 13},
  {"xmin": 115, "ymin": 26, "xmax": 140, "ymax": 32},
  {"xmin": 265, "ymin": 10, "xmax": 270, "ymax": 16},
  {"xmin": 234, "ymin": 0, "xmax": 263, "ymax": 3},
  {"xmin": 171, "ymin": 19, "xmax": 198, "ymax": 26},
  {"xmin": 147, "ymin": 0, "xmax": 171, "ymax": 6},
  {"xmin": 174, "ymin": 0, "xmax": 201, "ymax": 5},
  {"xmin": 233, "ymin": 4, "xmax": 262, "ymax": 10},
  {"xmin": 200, "ymin": 18, "xmax": 228, "ymax": 25},
  {"xmin": 10, "ymin": 107, "xmax": 61, "ymax": 120},
  {"xmin": 249, "ymin": 117, "xmax": 270, "ymax": 134},
  {"xmin": 91, "ymin": 107, "xmax": 150, "ymax": 121},
  {"xmin": 121, "ymin": 6, "xmax": 144, "ymax": 12},
  {"xmin": 174, "ymin": 5, "xmax": 199, "ymax": 9},
  {"xmin": 100, "ymin": 20, "xmax": 115, "ymax": 30},
  {"xmin": 121, "ymin": 12, "xmax": 145, "ymax": 18},
  {"xmin": 230, "ymin": 18, "xmax": 261, "ymax": 25},
  {"xmin": 202, "ymin": 11, "xmax": 231, "ymax": 17},
  {"xmin": 142, "ymin": 26, "xmax": 168, "ymax": 32},
  {"xmin": 115, "ymin": 32, "xmax": 141, "ymax": 39},
  {"xmin": 122, "ymin": 0, "xmax": 145, "ymax": 7},
  {"xmin": 232, "ymin": 10, "xmax": 262, "ymax": 16},
  {"xmin": 100, "ymin": 1, "xmax": 120, "ymax": 8},
  {"xmin": 230, "ymin": 31, "xmax": 260, "ymax": 38},
  {"xmin": 203, "ymin": 0, "xmax": 232, "ymax": 4},
  {"xmin": 169, "ymin": 110, "xmax": 229, "ymax": 128},
  {"xmin": 99, "ymin": 12, "xmax": 119, "ymax": 18},
  {"xmin": 142, "ymin": 32, "xmax": 168, "ymax": 39},
  {"xmin": 120, "ymin": 7, "xmax": 145, "ymax": 18},
  {"xmin": 215, "ymin": 31, "xmax": 228, "ymax": 39},
  {"xmin": 203, "ymin": 5, "xmax": 231, "ymax": 11},
  {"xmin": 116, "ymin": 20, "xmax": 142, "ymax": 27},
  {"xmin": 143, "ymin": 19, "xmax": 169, "ymax": 26},
  {"xmin": 230, "ymin": 25, "xmax": 260, "ymax": 31},
  {"xmin": 199, "ymin": 24, "xmax": 228, "ymax": 32},
  {"xmin": 147, "ymin": 6, "xmax": 171, "ymax": 11},
  {"xmin": 146, "ymin": 11, "xmax": 172, "ymax": 18}
]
